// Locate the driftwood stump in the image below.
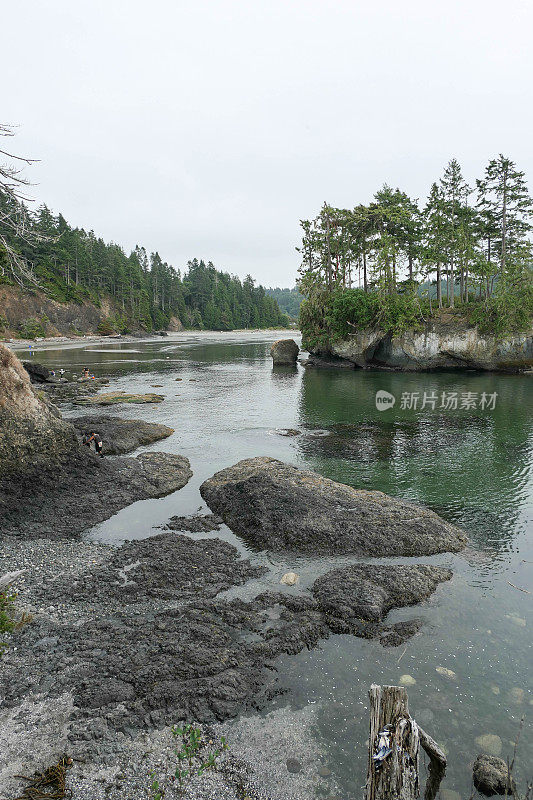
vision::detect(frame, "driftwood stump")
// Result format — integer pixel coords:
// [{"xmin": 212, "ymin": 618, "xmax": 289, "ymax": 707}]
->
[
  {"xmin": 367, "ymin": 684, "xmax": 420, "ymax": 800},
  {"xmin": 366, "ymin": 684, "xmax": 447, "ymax": 800}
]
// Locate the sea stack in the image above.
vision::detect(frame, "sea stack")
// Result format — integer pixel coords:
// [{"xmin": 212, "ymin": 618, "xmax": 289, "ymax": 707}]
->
[{"xmin": 270, "ymin": 338, "xmax": 299, "ymax": 365}]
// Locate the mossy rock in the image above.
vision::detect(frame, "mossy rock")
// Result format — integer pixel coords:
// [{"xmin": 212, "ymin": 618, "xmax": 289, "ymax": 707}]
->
[{"xmin": 77, "ymin": 392, "xmax": 165, "ymax": 406}]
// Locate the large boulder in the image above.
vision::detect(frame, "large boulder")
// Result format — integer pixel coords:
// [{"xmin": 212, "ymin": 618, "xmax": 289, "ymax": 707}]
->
[
  {"xmin": 270, "ymin": 338, "xmax": 299, "ymax": 365},
  {"xmin": 70, "ymin": 415, "xmax": 174, "ymax": 454},
  {"xmin": 0, "ymin": 344, "xmax": 78, "ymax": 482},
  {"xmin": 473, "ymin": 754, "xmax": 516, "ymax": 796},
  {"xmin": 200, "ymin": 457, "xmax": 467, "ymax": 555}
]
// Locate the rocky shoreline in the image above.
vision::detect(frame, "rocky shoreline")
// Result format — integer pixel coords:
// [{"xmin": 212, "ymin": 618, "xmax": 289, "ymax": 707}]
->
[
  {"xmin": 0, "ymin": 526, "xmax": 453, "ymax": 799},
  {"xmin": 303, "ymin": 317, "xmax": 533, "ymax": 372},
  {"xmin": 1, "ymin": 342, "xmax": 495, "ymax": 800}
]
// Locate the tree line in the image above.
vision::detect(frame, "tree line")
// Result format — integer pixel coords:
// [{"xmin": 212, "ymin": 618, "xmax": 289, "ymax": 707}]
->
[
  {"xmin": 297, "ymin": 155, "xmax": 532, "ymax": 337},
  {"xmin": 0, "ymin": 196, "xmax": 289, "ymax": 332},
  {"xmin": 265, "ymin": 286, "xmax": 303, "ymax": 319}
]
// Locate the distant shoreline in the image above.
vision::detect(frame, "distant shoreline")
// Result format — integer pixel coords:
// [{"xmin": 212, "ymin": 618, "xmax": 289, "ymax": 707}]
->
[{"xmin": 5, "ymin": 328, "xmax": 299, "ymax": 353}]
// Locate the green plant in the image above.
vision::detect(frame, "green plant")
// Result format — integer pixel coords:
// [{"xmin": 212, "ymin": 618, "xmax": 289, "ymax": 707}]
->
[
  {"xmin": 150, "ymin": 771, "xmax": 165, "ymax": 800},
  {"xmin": 0, "ymin": 587, "xmax": 32, "ymax": 655},
  {"xmin": 17, "ymin": 316, "xmax": 47, "ymax": 339},
  {"xmin": 170, "ymin": 724, "xmax": 228, "ymax": 793},
  {"xmin": 97, "ymin": 318, "xmax": 117, "ymax": 335},
  {"xmin": 299, "ymin": 287, "xmax": 430, "ymax": 351},
  {"xmin": 0, "ymin": 590, "xmax": 17, "ymax": 635},
  {"xmin": 467, "ymin": 277, "xmax": 533, "ymax": 337}
]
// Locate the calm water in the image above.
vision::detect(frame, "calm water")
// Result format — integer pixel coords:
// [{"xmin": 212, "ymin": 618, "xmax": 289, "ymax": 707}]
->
[{"xmin": 26, "ymin": 332, "xmax": 533, "ymax": 797}]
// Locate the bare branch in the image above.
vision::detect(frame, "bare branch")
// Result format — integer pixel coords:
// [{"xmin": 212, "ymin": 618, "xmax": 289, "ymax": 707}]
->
[{"xmin": 0, "ymin": 123, "xmax": 51, "ymax": 289}]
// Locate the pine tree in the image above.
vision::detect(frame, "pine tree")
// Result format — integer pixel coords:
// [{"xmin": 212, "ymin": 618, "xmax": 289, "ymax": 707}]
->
[
  {"xmin": 440, "ymin": 159, "xmax": 470, "ymax": 308},
  {"xmin": 476, "ymin": 155, "xmax": 533, "ymax": 280},
  {"xmin": 423, "ymin": 183, "xmax": 446, "ymax": 307}
]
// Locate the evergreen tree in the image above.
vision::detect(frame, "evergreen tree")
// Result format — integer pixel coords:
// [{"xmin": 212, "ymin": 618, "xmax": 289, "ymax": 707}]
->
[
  {"xmin": 440, "ymin": 159, "xmax": 470, "ymax": 308},
  {"xmin": 423, "ymin": 183, "xmax": 446, "ymax": 307},
  {"xmin": 476, "ymin": 155, "xmax": 533, "ymax": 279}
]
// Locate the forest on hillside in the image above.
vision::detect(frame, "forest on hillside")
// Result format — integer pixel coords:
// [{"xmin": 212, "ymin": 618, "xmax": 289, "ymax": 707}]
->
[
  {"xmin": 266, "ymin": 286, "xmax": 303, "ymax": 319},
  {"xmin": 0, "ymin": 195, "xmax": 289, "ymax": 332},
  {"xmin": 0, "ymin": 123, "xmax": 289, "ymax": 335},
  {"xmin": 298, "ymin": 155, "xmax": 533, "ymax": 344}
]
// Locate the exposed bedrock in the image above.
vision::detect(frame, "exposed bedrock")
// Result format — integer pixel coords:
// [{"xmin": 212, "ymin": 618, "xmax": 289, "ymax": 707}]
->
[
  {"xmin": 70, "ymin": 415, "xmax": 174, "ymax": 454},
  {"xmin": 0, "ymin": 343, "xmax": 78, "ymax": 483},
  {"xmin": 312, "ymin": 564, "xmax": 452, "ymax": 641},
  {"xmin": 305, "ymin": 320, "xmax": 533, "ymax": 372},
  {"xmin": 200, "ymin": 457, "xmax": 467, "ymax": 555},
  {"xmin": 0, "ymin": 449, "xmax": 192, "ymax": 539},
  {"xmin": 1, "ymin": 534, "xmax": 452, "ymax": 756},
  {"xmin": 0, "ymin": 343, "xmax": 192, "ymax": 538}
]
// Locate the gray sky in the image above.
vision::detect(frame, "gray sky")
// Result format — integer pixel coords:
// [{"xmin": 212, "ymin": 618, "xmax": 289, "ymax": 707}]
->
[{"xmin": 4, "ymin": 0, "xmax": 532, "ymax": 287}]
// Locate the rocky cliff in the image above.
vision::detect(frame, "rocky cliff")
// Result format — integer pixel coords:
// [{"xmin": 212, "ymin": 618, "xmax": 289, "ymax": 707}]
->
[
  {"xmin": 0, "ymin": 343, "xmax": 192, "ymax": 537},
  {"xmin": 306, "ymin": 316, "xmax": 533, "ymax": 372},
  {"xmin": 0, "ymin": 285, "xmax": 183, "ymax": 337},
  {"xmin": 0, "ymin": 343, "xmax": 77, "ymax": 481}
]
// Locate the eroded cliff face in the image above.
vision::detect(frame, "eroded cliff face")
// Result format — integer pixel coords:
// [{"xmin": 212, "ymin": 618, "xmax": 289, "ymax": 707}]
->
[
  {"xmin": 0, "ymin": 286, "xmax": 183, "ymax": 337},
  {"xmin": 0, "ymin": 343, "xmax": 77, "ymax": 480},
  {"xmin": 307, "ymin": 319, "xmax": 533, "ymax": 372}
]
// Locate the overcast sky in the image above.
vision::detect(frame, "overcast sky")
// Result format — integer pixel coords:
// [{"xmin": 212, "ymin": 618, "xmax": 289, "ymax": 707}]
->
[{"xmin": 3, "ymin": 0, "xmax": 532, "ymax": 287}]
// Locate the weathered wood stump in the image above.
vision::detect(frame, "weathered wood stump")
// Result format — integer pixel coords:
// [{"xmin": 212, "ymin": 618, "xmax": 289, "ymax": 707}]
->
[
  {"xmin": 366, "ymin": 684, "xmax": 446, "ymax": 800},
  {"xmin": 367, "ymin": 684, "xmax": 420, "ymax": 800}
]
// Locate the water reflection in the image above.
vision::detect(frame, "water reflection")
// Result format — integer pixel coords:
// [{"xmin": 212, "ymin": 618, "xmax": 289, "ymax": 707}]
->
[
  {"xmin": 296, "ymin": 368, "xmax": 533, "ymax": 554},
  {"xmin": 17, "ymin": 336, "xmax": 533, "ymax": 798}
]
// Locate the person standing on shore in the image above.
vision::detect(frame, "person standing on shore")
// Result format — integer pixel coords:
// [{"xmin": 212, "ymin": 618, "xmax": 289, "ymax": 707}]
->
[
  {"xmin": 93, "ymin": 433, "xmax": 103, "ymax": 457},
  {"xmin": 82, "ymin": 432, "xmax": 103, "ymax": 456}
]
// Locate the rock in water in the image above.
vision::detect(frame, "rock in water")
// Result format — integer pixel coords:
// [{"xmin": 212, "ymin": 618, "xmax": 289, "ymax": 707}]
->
[
  {"xmin": 473, "ymin": 754, "xmax": 516, "ymax": 796},
  {"xmin": 76, "ymin": 391, "xmax": 165, "ymax": 405},
  {"xmin": 270, "ymin": 339, "xmax": 299, "ymax": 365},
  {"xmin": 280, "ymin": 571, "xmax": 300, "ymax": 585},
  {"xmin": 163, "ymin": 513, "xmax": 223, "ymax": 532},
  {"xmin": 436, "ymin": 666, "xmax": 457, "ymax": 680},
  {"xmin": 286, "ymin": 758, "xmax": 302, "ymax": 774},
  {"xmin": 475, "ymin": 734, "xmax": 503, "ymax": 757},
  {"xmin": 21, "ymin": 361, "xmax": 51, "ymax": 383},
  {"xmin": 306, "ymin": 320, "xmax": 533, "ymax": 372},
  {"xmin": 312, "ymin": 564, "xmax": 452, "ymax": 633},
  {"xmin": 70, "ymin": 415, "xmax": 174, "ymax": 455},
  {"xmin": 200, "ymin": 457, "xmax": 467, "ymax": 556}
]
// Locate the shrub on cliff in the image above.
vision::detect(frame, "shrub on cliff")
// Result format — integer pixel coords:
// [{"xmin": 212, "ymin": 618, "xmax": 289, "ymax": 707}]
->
[
  {"xmin": 467, "ymin": 264, "xmax": 533, "ymax": 336},
  {"xmin": 97, "ymin": 318, "xmax": 117, "ymax": 335},
  {"xmin": 17, "ymin": 316, "xmax": 49, "ymax": 339},
  {"xmin": 300, "ymin": 288, "xmax": 428, "ymax": 349}
]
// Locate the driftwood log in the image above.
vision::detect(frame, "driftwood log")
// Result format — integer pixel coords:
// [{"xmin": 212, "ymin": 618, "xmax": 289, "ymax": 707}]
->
[
  {"xmin": 366, "ymin": 684, "xmax": 447, "ymax": 800},
  {"xmin": 0, "ymin": 570, "xmax": 25, "ymax": 591}
]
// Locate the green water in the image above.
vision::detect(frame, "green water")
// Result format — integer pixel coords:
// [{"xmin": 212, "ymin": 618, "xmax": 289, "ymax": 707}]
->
[{"xmin": 26, "ymin": 332, "xmax": 533, "ymax": 797}]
